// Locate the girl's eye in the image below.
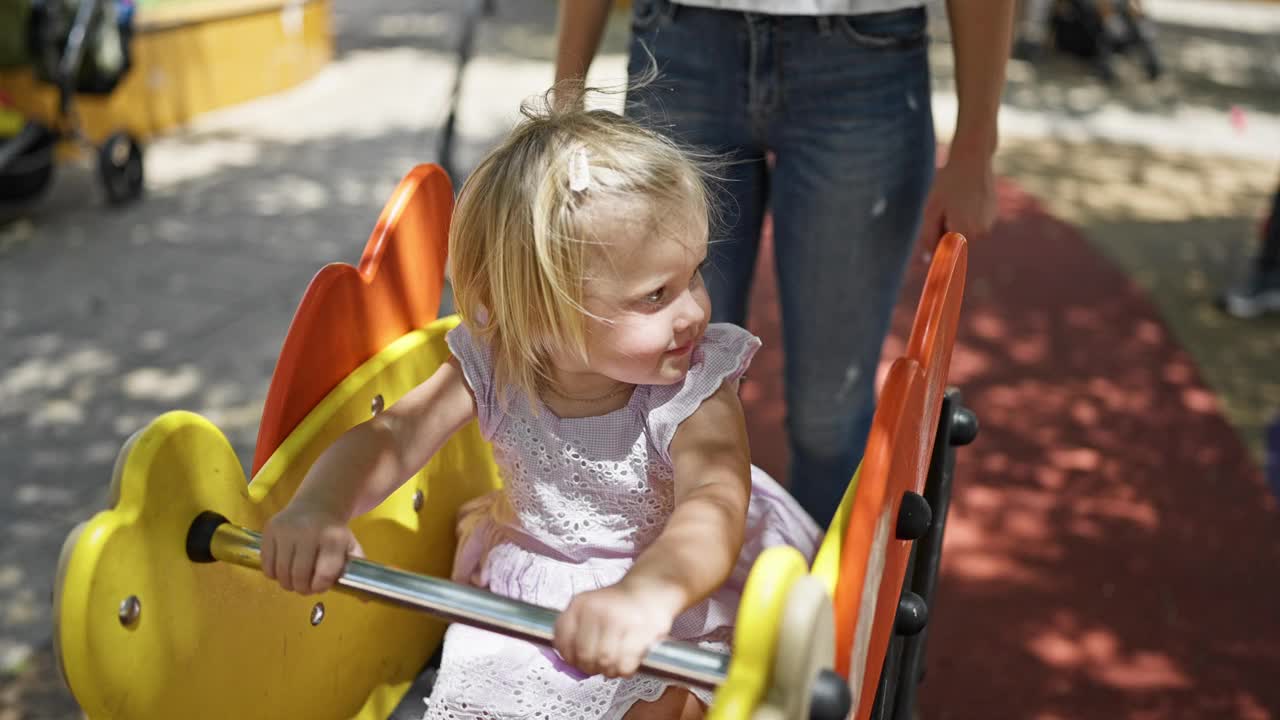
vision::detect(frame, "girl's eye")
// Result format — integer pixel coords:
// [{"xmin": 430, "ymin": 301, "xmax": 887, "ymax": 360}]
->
[{"xmin": 643, "ymin": 287, "xmax": 666, "ymax": 304}]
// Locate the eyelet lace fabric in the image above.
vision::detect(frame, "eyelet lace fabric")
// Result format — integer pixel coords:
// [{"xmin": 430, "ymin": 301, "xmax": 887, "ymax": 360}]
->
[
  {"xmin": 495, "ymin": 425, "xmax": 675, "ymax": 557},
  {"xmin": 422, "ymin": 625, "xmax": 732, "ymax": 719},
  {"xmin": 426, "ymin": 323, "xmax": 822, "ymax": 718}
]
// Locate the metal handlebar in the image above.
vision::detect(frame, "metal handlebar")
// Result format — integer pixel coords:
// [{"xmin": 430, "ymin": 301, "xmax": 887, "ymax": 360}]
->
[{"xmin": 186, "ymin": 511, "xmax": 851, "ymax": 718}]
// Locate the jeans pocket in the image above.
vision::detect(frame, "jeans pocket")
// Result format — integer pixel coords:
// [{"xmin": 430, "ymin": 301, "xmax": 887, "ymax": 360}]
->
[
  {"xmin": 631, "ymin": 0, "xmax": 671, "ymax": 32},
  {"xmin": 835, "ymin": 7, "xmax": 928, "ymax": 49}
]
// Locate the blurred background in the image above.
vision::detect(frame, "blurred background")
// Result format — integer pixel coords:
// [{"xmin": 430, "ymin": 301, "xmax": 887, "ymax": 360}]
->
[{"xmin": 1, "ymin": 0, "xmax": 1278, "ymax": 717}]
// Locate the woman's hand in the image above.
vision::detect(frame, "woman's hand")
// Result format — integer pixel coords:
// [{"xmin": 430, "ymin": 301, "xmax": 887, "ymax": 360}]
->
[
  {"xmin": 919, "ymin": 145, "xmax": 998, "ymax": 258},
  {"xmin": 261, "ymin": 500, "xmax": 364, "ymax": 595},
  {"xmin": 553, "ymin": 578, "xmax": 685, "ymax": 678}
]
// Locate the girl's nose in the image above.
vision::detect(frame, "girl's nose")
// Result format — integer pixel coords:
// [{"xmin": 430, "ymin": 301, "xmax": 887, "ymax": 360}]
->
[{"xmin": 674, "ymin": 289, "xmax": 705, "ymax": 333}]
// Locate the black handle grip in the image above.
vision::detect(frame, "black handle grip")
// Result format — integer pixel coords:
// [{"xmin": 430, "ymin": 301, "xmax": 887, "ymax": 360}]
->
[
  {"xmin": 186, "ymin": 510, "xmax": 229, "ymax": 563},
  {"xmin": 810, "ymin": 668, "xmax": 853, "ymax": 720}
]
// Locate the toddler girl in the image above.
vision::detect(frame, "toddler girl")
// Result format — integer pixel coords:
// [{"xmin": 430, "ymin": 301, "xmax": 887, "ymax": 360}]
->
[{"xmin": 262, "ymin": 95, "xmax": 820, "ymax": 719}]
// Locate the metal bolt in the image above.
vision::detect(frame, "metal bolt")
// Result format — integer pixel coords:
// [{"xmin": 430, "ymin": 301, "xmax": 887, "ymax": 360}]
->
[
  {"xmin": 110, "ymin": 138, "xmax": 130, "ymax": 167},
  {"xmin": 118, "ymin": 596, "xmax": 141, "ymax": 627},
  {"xmin": 371, "ymin": 394, "xmax": 384, "ymax": 417},
  {"xmin": 310, "ymin": 602, "xmax": 325, "ymax": 626},
  {"xmin": 413, "ymin": 489, "xmax": 424, "ymax": 512}
]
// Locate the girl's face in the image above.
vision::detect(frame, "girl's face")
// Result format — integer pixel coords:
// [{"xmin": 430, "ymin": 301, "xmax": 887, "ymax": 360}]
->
[{"xmin": 556, "ymin": 200, "xmax": 711, "ymax": 388}]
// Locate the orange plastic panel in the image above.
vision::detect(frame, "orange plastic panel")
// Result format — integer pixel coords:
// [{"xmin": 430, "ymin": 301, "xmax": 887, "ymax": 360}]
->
[
  {"xmin": 832, "ymin": 358, "xmax": 929, "ymax": 716},
  {"xmin": 251, "ymin": 164, "xmax": 454, "ymax": 474},
  {"xmin": 829, "ymin": 233, "xmax": 968, "ymax": 716},
  {"xmin": 905, "ymin": 231, "xmax": 968, "ymax": 445}
]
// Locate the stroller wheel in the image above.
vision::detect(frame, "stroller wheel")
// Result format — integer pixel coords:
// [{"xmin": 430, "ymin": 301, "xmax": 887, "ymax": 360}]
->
[
  {"xmin": 99, "ymin": 131, "xmax": 144, "ymax": 205},
  {"xmin": 0, "ymin": 123, "xmax": 57, "ymax": 203}
]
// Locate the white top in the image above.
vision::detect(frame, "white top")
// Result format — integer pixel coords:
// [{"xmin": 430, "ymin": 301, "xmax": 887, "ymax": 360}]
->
[{"xmin": 672, "ymin": 0, "xmax": 925, "ymax": 15}]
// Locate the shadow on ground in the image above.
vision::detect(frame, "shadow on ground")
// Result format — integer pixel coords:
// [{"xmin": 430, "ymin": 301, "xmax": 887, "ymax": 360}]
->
[
  {"xmin": 0, "ymin": 113, "xmax": 489, "ymax": 718},
  {"xmin": 996, "ymin": 137, "xmax": 1280, "ymax": 463},
  {"xmin": 932, "ymin": 8, "xmax": 1280, "ymax": 122},
  {"xmin": 739, "ymin": 176, "xmax": 1280, "ymax": 719}
]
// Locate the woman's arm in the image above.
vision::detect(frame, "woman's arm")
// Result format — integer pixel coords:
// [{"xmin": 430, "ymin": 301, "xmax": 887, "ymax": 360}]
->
[
  {"xmin": 554, "ymin": 0, "xmax": 615, "ymax": 107},
  {"xmin": 948, "ymin": 0, "xmax": 1016, "ymax": 162},
  {"xmin": 920, "ymin": 0, "xmax": 1016, "ymax": 246}
]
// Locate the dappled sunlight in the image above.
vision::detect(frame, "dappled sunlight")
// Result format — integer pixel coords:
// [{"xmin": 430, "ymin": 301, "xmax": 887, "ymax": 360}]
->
[
  {"xmin": 201, "ymin": 400, "xmax": 269, "ymax": 439},
  {"xmin": 0, "ymin": 216, "xmax": 37, "ymax": 258},
  {"xmin": 1, "ymin": 346, "xmax": 116, "ymax": 400},
  {"xmin": 940, "ymin": 547, "xmax": 1050, "ymax": 586},
  {"xmin": 996, "ymin": 137, "xmax": 1280, "ymax": 463},
  {"xmin": 932, "ymin": 8, "xmax": 1280, "ymax": 162},
  {"xmin": 369, "ymin": 10, "xmax": 451, "ymax": 40},
  {"xmin": 0, "ymin": 307, "xmax": 278, "ymax": 710},
  {"xmin": 251, "ymin": 174, "xmax": 334, "ymax": 215},
  {"xmin": 143, "ymin": 134, "xmax": 263, "ymax": 187},
  {"xmin": 0, "ymin": 8, "xmax": 511, "ymax": 692},
  {"xmin": 1175, "ymin": 36, "xmax": 1270, "ymax": 90},
  {"xmin": 1046, "ymin": 447, "xmax": 1102, "ymax": 472},
  {"xmin": 996, "ymin": 137, "xmax": 1274, "ymax": 228},
  {"xmin": 122, "ymin": 365, "xmax": 203, "ymax": 403},
  {"xmin": 11, "ymin": 481, "xmax": 75, "ymax": 504},
  {"xmin": 942, "ymin": 343, "xmax": 991, "ymax": 385},
  {"xmin": 909, "ymin": 179, "xmax": 1279, "ymax": 716},
  {"xmin": 1028, "ymin": 620, "xmax": 1191, "ymax": 691},
  {"xmin": 1179, "ymin": 386, "xmax": 1220, "ymax": 415},
  {"xmin": 969, "ymin": 310, "xmax": 1009, "ymax": 341},
  {"xmin": 0, "ymin": 565, "xmax": 22, "ymax": 593},
  {"xmin": 731, "ymin": 158, "xmax": 1280, "ymax": 714},
  {"xmin": 1232, "ymin": 693, "xmax": 1276, "ymax": 720},
  {"xmin": 27, "ymin": 400, "xmax": 84, "ymax": 429},
  {"xmin": 737, "ymin": 173, "xmax": 1280, "ymax": 716}
]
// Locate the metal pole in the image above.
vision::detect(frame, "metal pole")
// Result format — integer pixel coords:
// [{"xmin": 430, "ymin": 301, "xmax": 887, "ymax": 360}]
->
[
  {"xmin": 198, "ymin": 515, "xmax": 730, "ymax": 688},
  {"xmin": 188, "ymin": 512, "xmax": 853, "ymax": 717}
]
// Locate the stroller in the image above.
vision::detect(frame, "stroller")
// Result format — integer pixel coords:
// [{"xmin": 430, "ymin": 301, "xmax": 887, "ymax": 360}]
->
[
  {"xmin": 1016, "ymin": 0, "xmax": 1163, "ymax": 83},
  {"xmin": 0, "ymin": 0, "xmax": 143, "ymax": 206}
]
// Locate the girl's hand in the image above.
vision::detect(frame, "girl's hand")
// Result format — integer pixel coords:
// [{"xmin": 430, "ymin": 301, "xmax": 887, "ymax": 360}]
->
[
  {"xmin": 553, "ymin": 579, "xmax": 685, "ymax": 678},
  {"xmin": 261, "ymin": 501, "xmax": 364, "ymax": 595}
]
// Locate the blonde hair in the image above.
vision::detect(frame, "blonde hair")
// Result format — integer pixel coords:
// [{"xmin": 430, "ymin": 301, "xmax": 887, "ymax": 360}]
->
[{"xmin": 448, "ymin": 89, "xmax": 716, "ymax": 409}]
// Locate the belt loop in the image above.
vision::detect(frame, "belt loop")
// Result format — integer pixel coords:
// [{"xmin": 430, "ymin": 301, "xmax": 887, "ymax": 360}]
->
[
  {"xmin": 664, "ymin": 0, "xmax": 679, "ymax": 23},
  {"xmin": 817, "ymin": 16, "xmax": 833, "ymax": 36}
]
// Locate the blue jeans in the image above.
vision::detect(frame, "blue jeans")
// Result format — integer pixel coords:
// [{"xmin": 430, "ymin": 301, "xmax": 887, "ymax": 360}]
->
[{"xmin": 625, "ymin": 0, "xmax": 936, "ymax": 527}]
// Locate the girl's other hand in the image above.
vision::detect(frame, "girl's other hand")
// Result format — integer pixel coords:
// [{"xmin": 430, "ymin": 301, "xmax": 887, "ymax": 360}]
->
[
  {"xmin": 553, "ymin": 579, "xmax": 685, "ymax": 679},
  {"xmin": 261, "ymin": 501, "xmax": 364, "ymax": 595}
]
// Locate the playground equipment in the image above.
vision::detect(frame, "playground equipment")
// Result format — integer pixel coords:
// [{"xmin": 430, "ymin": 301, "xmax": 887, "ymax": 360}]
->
[{"xmin": 52, "ymin": 163, "xmax": 976, "ymax": 719}]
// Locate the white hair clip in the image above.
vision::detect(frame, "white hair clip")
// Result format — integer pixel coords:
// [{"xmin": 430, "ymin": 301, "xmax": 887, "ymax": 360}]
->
[{"xmin": 568, "ymin": 146, "xmax": 591, "ymax": 193}]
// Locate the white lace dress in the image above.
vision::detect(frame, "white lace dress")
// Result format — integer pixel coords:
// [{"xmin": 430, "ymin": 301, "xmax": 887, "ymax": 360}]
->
[{"xmin": 422, "ymin": 322, "xmax": 821, "ymax": 719}]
